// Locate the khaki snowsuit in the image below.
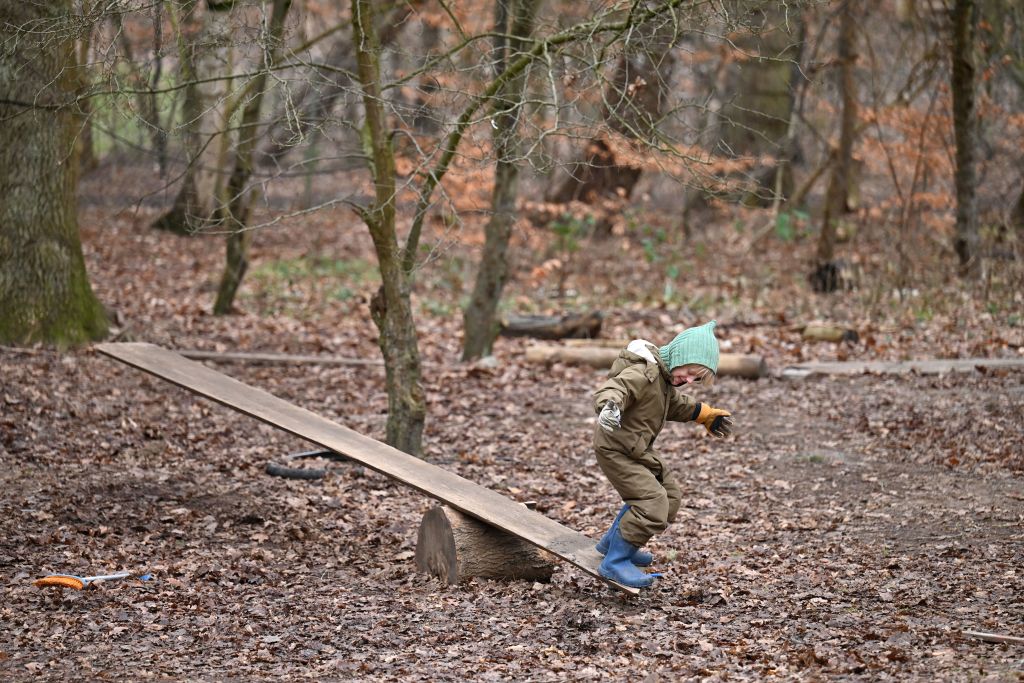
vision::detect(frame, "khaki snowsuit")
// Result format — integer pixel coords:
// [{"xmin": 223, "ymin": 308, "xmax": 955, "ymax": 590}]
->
[{"xmin": 593, "ymin": 342, "xmax": 699, "ymax": 547}]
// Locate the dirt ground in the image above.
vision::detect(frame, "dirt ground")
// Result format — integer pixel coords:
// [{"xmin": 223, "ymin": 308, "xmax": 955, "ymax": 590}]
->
[{"xmin": 2, "ymin": 170, "xmax": 1023, "ymax": 680}]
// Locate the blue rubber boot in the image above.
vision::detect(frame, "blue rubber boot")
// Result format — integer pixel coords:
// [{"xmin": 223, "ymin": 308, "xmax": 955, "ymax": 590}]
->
[
  {"xmin": 598, "ymin": 527, "xmax": 655, "ymax": 589},
  {"xmin": 595, "ymin": 505, "xmax": 654, "ymax": 567}
]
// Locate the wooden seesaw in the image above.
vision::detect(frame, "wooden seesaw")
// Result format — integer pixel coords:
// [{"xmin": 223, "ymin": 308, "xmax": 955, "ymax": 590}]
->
[{"xmin": 96, "ymin": 343, "xmax": 639, "ymax": 595}]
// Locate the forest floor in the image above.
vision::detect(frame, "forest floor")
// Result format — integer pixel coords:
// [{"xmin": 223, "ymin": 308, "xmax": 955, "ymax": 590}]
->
[{"xmin": 2, "ymin": 163, "xmax": 1023, "ymax": 680}]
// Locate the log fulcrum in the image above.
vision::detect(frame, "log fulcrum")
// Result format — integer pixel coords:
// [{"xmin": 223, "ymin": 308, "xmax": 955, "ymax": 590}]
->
[
  {"xmin": 525, "ymin": 345, "xmax": 768, "ymax": 379},
  {"xmin": 415, "ymin": 506, "xmax": 556, "ymax": 584}
]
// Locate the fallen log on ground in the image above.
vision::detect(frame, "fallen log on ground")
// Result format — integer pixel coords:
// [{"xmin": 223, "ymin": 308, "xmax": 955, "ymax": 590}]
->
[
  {"xmin": 782, "ymin": 358, "xmax": 1024, "ymax": 380},
  {"xmin": 572, "ymin": 323, "xmax": 861, "ymax": 347},
  {"xmin": 499, "ymin": 312, "xmax": 603, "ymax": 340},
  {"xmin": 265, "ymin": 449, "xmax": 352, "ymax": 480},
  {"xmin": 178, "ymin": 349, "xmax": 385, "ymax": 366},
  {"xmin": 801, "ymin": 323, "xmax": 859, "ymax": 344},
  {"xmin": 525, "ymin": 345, "xmax": 768, "ymax": 378},
  {"xmin": 961, "ymin": 630, "xmax": 1024, "ymax": 645},
  {"xmin": 563, "ymin": 338, "xmax": 625, "ymax": 348},
  {"xmin": 415, "ymin": 505, "xmax": 555, "ymax": 585}
]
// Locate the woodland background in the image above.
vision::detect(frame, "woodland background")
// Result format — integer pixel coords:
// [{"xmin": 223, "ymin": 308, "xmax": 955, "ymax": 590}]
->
[{"xmin": 1, "ymin": 0, "xmax": 1023, "ymax": 680}]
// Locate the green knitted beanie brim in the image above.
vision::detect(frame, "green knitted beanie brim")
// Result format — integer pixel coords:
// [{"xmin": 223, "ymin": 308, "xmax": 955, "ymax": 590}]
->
[{"xmin": 659, "ymin": 321, "xmax": 720, "ymax": 373}]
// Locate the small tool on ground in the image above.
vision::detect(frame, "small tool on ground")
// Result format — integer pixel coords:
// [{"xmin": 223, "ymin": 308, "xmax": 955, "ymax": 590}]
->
[{"xmin": 33, "ymin": 572, "xmax": 153, "ymax": 590}]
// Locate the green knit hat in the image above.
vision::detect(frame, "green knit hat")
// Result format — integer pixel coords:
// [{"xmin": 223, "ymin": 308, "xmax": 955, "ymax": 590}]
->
[{"xmin": 659, "ymin": 321, "xmax": 720, "ymax": 373}]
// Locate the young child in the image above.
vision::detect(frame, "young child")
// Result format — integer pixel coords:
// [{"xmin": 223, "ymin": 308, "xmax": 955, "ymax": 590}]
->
[{"xmin": 592, "ymin": 321, "xmax": 733, "ymax": 588}]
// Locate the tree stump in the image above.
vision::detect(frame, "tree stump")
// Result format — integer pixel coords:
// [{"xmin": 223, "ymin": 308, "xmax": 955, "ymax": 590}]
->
[{"xmin": 415, "ymin": 505, "xmax": 555, "ymax": 584}]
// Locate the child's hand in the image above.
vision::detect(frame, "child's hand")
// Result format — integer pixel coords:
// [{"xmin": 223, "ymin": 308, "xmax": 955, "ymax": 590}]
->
[
  {"xmin": 598, "ymin": 402, "xmax": 622, "ymax": 433},
  {"xmin": 696, "ymin": 404, "xmax": 733, "ymax": 437}
]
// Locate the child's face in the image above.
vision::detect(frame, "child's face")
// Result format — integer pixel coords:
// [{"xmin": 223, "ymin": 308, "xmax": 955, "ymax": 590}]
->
[{"xmin": 670, "ymin": 364, "xmax": 715, "ymax": 388}]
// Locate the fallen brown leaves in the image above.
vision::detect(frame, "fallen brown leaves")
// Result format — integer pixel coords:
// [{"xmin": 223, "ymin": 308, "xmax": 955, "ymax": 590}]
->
[{"xmin": 2, "ymin": 161, "xmax": 1023, "ymax": 680}]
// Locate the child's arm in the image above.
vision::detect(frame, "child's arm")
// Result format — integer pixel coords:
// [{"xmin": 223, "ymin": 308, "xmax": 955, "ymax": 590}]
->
[
  {"xmin": 668, "ymin": 391, "xmax": 732, "ymax": 437},
  {"xmin": 666, "ymin": 390, "xmax": 698, "ymax": 422},
  {"xmin": 592, "ymin": 365, "xmax": 646, "ymax": 414}
]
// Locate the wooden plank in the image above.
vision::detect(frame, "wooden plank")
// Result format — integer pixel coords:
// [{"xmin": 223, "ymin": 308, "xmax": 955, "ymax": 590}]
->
[{"xmin": 96, "ymin": 342, "xmax": 638, "ymax": 595}]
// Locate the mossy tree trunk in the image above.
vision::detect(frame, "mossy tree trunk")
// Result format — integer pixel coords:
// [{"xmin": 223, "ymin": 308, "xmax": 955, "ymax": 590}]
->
[
  {"xmin": 0, "ymin": 0, "xmax": 108, "ymax": 346},
  {"xmin": 212, "ymin": 0, "xmax": 291, "ymax": 314},
  {"xmin": 462, "ymin": 0, "xmax": 542, "ymax": 361},
  {"xmin": 352, "ymin": 0, "xmax": 426, "ymax": 456}
]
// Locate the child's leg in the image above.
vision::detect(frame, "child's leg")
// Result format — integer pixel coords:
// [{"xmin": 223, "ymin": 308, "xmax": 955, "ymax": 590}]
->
[
  {"xmin": 662, "ymin": 467, "xmax": 682, "ymax": 525},
  {"xmin": 595, "ymin": 447, "xmax": 670, "ymax": 547}
]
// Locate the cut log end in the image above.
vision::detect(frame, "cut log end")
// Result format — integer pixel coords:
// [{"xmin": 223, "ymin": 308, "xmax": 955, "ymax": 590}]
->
[{"xmin": 415, "ymin": 506, "xmax": 556, "ymax": 585}]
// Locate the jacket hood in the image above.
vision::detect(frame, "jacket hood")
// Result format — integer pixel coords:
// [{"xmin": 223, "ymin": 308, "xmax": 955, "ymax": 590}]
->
[{"xmin": 610, "ymin": 339, "xmax": 671, "ymax": 383}]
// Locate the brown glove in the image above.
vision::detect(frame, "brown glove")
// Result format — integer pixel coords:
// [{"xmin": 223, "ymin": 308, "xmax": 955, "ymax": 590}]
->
[{"xmin": 695, "ymin": 403, "xmax": 733, "ymax": 437}]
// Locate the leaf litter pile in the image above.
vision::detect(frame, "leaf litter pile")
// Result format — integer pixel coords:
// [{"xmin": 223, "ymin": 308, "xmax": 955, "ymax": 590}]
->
[{"xmin": 2, "ymin": 176, "xmax": 1023, "ymax": 680}]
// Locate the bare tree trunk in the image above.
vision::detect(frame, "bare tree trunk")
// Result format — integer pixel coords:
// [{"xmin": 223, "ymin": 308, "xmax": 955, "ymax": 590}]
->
[
  {"xmin": 718, "ymin": 4, "xmax": 802, "ymax": 203},
  {"xmin": 951, "ymin": 0, "xmax": 980, "ymax": 277},
  {"xmin": 256, "ymin": 3, "xmax": 415, "ymax": 168},
  {"xmin": 812, "ymin": 0, "xmax": 858, "ymax": 292},
  {"xmin": 462, "ymin": 161, "xmax": 517, "ymax": 359},
  {"xmin": 117, "ymin": 1, "xmax": 169, "ymax": 172},
  {"xmin": 212, "ymin": 0, "xmax": 291, "ymax": 314},
  {"xmin": 0, "ymin": 0, "xmax": 108, "ymax": 345},
  {"xmin": 681, "ymin": 45, "xmax": 734, "ymax": 224},
  {"xmin": 462, "ymin": 0, "xmax": 542, "ymax": 361},
  {"xmin": 896, "ymin": 0, "xmax": 915, "ymax": 23},
  {"xmin": 546, "ymin": 6, "xmax": 679, "ymax": 209},
  {"xmin": 257, "ymin": 32, "xmax": 352, "ymax": 167},
  {"xmin": 603, "ymin": 14, "xmax": 678, "ymax": 143},
  {"xmin": 1011, "ymin": 177, "xmax": 1024, "ymax": 236},
  {"xmin": 153, "ymin": 0, "xmax": 208, "ymax": 234},
  {"xmin": 148, "ymin": 0, "xmax": 168, "ymax": 177},
  {"xmin": 352, "ymin": 0, "xmax": 426, "ymax": 456},
  {"xmin": 76, "ymin": 98, "xmax": 97, "ymax": 173},
  {"xmin": 75, "ymin": 2, "xmax": 98, "ymax": 173},
  {"xmin": 406, "ymin": 20, "xmax": 441, "ymax": 134}
]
